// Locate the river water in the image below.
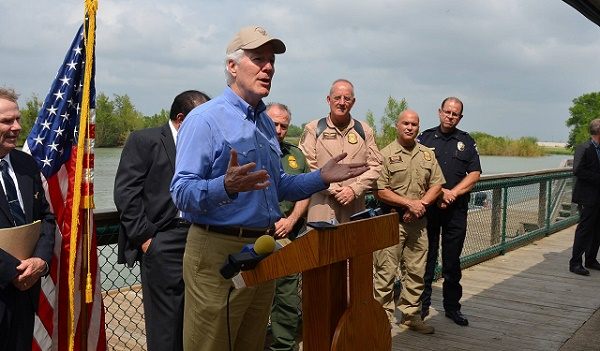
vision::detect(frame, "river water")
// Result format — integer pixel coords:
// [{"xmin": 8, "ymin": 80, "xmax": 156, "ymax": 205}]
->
[
  {"xmin": 94, "ymin": 148, "xmax": 570, "ymax": 290},
  {"xmin": 93, "ymin": 148, "xmax": 570, "ymax": 210}
]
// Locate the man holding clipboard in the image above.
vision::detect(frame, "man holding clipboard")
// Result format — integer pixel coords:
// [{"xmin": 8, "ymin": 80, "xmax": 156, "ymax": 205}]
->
[{"xmin": 0, "ymin": 88, "xmax": 55, "ymax": 351}]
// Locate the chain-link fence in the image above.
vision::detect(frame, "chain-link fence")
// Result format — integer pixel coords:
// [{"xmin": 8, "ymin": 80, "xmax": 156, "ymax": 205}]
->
[{"xmin": 96, "ymin": 168, "xmax": 577, "ymax": 349}]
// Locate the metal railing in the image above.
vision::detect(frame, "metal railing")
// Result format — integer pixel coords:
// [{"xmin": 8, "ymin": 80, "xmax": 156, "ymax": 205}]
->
[{"xmin": 96, "ymin": 168, "xmax": 577, "ymax": 350}]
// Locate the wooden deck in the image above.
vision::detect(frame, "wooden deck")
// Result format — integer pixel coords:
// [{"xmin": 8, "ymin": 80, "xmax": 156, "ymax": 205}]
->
[
  {"xmin": 390, "ymin": 224, "xmax": 600, "ymax": 351},
  {"xmin": 104, "ymin": 224, "xmax": 600, "ymax": 350}
]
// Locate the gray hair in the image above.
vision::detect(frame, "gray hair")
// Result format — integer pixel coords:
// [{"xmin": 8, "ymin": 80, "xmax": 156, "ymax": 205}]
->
[
  {"xmin": 329, "ymin": 79, "xmax": 355, "ymax": 97},
  {"xmin": 590, "ymin": 118, "xmax": 600, "ymax": 136},
  {"xmin": 224, "ymin": 49, "xmax": 245, "ymax": 86},
  {"xmin": 0, "ymin": 87, "xmax": 19, "ymax": 103},
  {"xmin": 266, "ymin": 102, "xmax": 292, "ymax": 121}
]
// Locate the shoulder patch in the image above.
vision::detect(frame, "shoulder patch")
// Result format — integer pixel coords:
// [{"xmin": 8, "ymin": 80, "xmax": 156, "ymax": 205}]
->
[{"xmin": 287, "ymin": 155, "xmax": 299, "ymax": 169}]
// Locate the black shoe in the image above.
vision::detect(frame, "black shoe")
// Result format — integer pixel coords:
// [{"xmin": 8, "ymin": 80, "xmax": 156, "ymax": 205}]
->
[
  {"xmin": 421, "ymin": 307, "xmax": 429, "ymax": 320},
  {"xmin": 445, "ymin": 310, "xmax": 469, "ymax": 326},
  {"xmin": 585, "ymin": 261, "xmax": 600, "ymax": 270},
  {"xmin": 570, "ymin": 265, "xmax": 590, "ymax": 276}
]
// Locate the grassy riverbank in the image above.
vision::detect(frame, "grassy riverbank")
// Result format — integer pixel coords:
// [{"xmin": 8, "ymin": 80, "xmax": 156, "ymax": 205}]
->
[
  {"xmin": 540, "ymin": 146, "xmax": 573, "ymax": 155},
  {"xmin": 286, "ymin": 134, "xmax": 571, "ymax": 158}
]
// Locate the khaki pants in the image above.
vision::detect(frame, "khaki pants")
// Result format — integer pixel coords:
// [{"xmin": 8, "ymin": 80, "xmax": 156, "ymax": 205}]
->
[
  {"xmin": 183, "ymin": 225, "xmax": 275, "ymax": 351},
  {"xmin": 373, "ymin": 218, "xmax": 428, "ymax": 322}
]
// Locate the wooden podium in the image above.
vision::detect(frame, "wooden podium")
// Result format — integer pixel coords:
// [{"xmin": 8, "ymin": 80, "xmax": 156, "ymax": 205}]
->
[{"xmin": 238, "ymin": 213, "xmax": 399, "ymax": 351}]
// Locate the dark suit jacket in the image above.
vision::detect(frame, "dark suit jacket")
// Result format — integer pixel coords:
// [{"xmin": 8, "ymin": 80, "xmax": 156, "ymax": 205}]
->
[
  {"xmin": 571, "ymin": 140, "xmax": 600, "ymax": 206},
  {"xmin": 0, "ymin": 150, "xmax": 55, "ymax": 331},
  {"xmin": 115, "ymin": 124, "xmax": 180, "ymax": 267}
]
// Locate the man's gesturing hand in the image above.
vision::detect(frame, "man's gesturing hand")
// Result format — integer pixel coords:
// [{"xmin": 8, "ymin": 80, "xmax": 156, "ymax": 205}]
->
[
  {"xmin": 320, "ymin": 153, "xmax": 368, "ymax": 184},
  {"xmin": 224, "ymin": 149, "xmax": 270, "ymax": 196}
]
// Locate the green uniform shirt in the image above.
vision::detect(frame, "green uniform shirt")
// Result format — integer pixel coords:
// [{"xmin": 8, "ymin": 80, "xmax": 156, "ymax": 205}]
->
[
  {"xmin": 376, "ymin": 140, "xmax": 445, "ymax": 199},
  {"xmin": 279, "ymin": 141, "xmax": 310, "ymax": 215}
]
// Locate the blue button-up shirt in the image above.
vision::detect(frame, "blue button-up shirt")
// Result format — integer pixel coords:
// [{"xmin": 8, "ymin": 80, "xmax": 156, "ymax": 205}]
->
[{"xmin": 170, "ymin": 87, "xmax": 327, "ymax": 228}]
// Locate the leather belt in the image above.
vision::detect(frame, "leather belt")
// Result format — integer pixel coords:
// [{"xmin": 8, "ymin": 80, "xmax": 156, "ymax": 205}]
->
[
  {"xmin": 197, "ymin": 224, "xmax": 274, "ymax": 238},
  {"xmin": 171, "ymin": 218, "xmax": 192, "ymax": 228}
]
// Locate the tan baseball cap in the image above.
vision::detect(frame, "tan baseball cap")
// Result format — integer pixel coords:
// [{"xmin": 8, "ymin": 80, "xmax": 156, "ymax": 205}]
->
[{"xmin": 226, "ymin": 26, "xmax": 286, "ymax": 54}]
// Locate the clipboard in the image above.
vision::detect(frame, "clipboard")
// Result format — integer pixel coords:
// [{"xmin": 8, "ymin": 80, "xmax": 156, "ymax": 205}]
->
[{"xmin": 0, "ymin": 220, "xmax": 41, "ymax": 260}]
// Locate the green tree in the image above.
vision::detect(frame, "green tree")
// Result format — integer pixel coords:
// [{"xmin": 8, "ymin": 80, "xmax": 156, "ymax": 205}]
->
[
  {"xmin": 18, "ymin": 94, "xmax": 43, "ymax": 146},
  {"xmin": 471, "ymin": 132, "xmax": 544, "ymax": 156},
  {"xmin": 366, "ymin": 96, "xmax": 408, "ymax": 149},
  {"xmin": 143, "ymin": 109, "xmax": 169, "ymax": 129},
  {"xmin": 566, "ymin": 92, "xmax": 600, "ymax": 147},
  {"xmin": 287, "ymin": 124, "xmax": 303, "ymax": 138},
  {"xmin": 95, "ymin": 93, "xmax": 144, "ymax": 146}
]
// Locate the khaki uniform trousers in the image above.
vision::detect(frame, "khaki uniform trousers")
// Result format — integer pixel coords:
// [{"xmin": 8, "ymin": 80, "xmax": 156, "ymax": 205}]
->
[
  {"xmin": 183, "ymin": 225, "xmax": 276, "ymax": 351},
  {"xmin": 373, "ymin": 217, "xmax": 428, "ymax": 322}
]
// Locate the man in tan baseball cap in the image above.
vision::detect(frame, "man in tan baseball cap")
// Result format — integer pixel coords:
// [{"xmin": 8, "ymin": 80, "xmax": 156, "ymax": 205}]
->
[
  {"xmin": 173, "ymin": 25, "xmax": 370, "ymax": 351},
  {"xmin": 226, "ymin": 25, "xmax": 286, "ymax": 54}
]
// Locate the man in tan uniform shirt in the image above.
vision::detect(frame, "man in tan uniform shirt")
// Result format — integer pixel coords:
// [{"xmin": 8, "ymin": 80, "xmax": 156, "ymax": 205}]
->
[
  {"xmin": 299, "ymin": 79, "xmax": 382, "ymax": 223},
  {"xmin": 373, "ymin": 109, "xmax": 444, "ymax": 334}
]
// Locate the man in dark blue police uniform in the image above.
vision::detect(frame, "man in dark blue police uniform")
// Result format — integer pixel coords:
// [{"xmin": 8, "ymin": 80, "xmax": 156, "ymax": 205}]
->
[{"xmin": 418, "ymin": 97, "xmax": 481, "ymax": 326}]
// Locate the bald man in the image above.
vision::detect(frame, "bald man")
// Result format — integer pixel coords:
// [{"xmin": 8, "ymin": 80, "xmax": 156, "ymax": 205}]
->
[{"xmin": 373, "ymin": 109, "xmax": 444, "ymax": 334}]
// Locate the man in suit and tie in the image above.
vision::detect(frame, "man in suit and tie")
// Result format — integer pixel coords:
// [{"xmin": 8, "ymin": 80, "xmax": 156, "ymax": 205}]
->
[
  {"xmin": 569, "ymin": 118, "xmax": 600, "ymax": 276},
  {"xmin": 0, "ymin": 88, "xmax": 55, "ymax": 351},
  {"xmin": 114, "ymin": 90, "xmax": 210, "ymax": 351}
]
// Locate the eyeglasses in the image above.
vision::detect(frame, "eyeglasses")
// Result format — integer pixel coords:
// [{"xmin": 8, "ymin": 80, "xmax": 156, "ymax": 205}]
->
[
  {"xmin": 331, "ymin": 95, "xmax": 354, "ymax": 103},
  {"xmin": 440, "ymin": 109, "xmax": 462, "ymax": 119}
]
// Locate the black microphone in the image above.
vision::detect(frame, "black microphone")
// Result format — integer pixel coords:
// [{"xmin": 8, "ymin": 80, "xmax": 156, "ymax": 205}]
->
[
  {"xmin": 220, "ymin": 235, "xmax": 276, "ymax": 279},
  {"xmin": 349, "ymin": 207, "xmax": 384, "ymax": 221}
]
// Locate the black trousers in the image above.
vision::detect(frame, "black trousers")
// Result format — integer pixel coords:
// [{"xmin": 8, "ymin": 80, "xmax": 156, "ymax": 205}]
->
[
  {"xmin": 422, "ymin": 203, "xmax": 468, "ymax": 312},
  {"xmin": 140, "ymin": 226, "xmax": 189, "ymax": 351},
  {"xmin": 0, "ymin": 285, "xmax": 37, "ymax": 351},
  {"xmin": 569, "ymin": 203, "xmax": 600, "ymax": 268}
]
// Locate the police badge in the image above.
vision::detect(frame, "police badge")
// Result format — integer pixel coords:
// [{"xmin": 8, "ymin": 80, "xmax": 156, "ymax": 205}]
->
[
  {"xmin": 423, "ymin": 151, "xmax": 432, "ymax": 161},
  {"xmin": 347, "ymin": 132, "xmax": 358, "ymax": 144},
  {"xmin": 457, "ymin": 141, "xmax": 465, "ymax": 151}
]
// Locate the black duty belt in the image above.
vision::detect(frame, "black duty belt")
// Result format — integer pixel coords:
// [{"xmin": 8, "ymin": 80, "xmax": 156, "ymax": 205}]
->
[{"xmin": 196, "ymin": 224, "xmax": 274, "ymax": 238}]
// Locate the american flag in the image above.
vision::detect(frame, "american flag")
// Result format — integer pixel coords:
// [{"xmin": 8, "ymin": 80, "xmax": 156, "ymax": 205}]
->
[{"xmin": 22, "ymin": 23, "xmax": 106, "ymax": 351}]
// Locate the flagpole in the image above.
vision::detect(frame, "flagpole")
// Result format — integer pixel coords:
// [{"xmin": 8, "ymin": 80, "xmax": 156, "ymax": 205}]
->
[{"xmin": 69, "ymin": 1, "xmax": 98, "ymax": 350}]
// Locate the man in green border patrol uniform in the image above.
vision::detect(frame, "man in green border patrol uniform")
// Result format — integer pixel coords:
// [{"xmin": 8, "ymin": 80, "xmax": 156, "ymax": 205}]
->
[{"xmin": 266, "ymin": 102, "xmax": 309, "ymax": 351}]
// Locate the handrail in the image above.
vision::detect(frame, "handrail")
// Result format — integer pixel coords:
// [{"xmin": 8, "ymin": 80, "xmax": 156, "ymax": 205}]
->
[{"xmin": 96, "ymin": 167, "xmax": 577, "ymax": 349}]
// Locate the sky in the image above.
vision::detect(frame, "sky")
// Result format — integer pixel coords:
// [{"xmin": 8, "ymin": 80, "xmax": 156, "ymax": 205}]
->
[{"xmin": 1, "ymin": 0, "xmax": 599, "ymax": 142}]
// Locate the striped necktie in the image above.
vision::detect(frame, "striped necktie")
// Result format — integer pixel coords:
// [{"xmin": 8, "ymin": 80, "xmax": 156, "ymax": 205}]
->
[{"xmin": 0, "ymin": 160, "xmax": 26, "ymax": 226}]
